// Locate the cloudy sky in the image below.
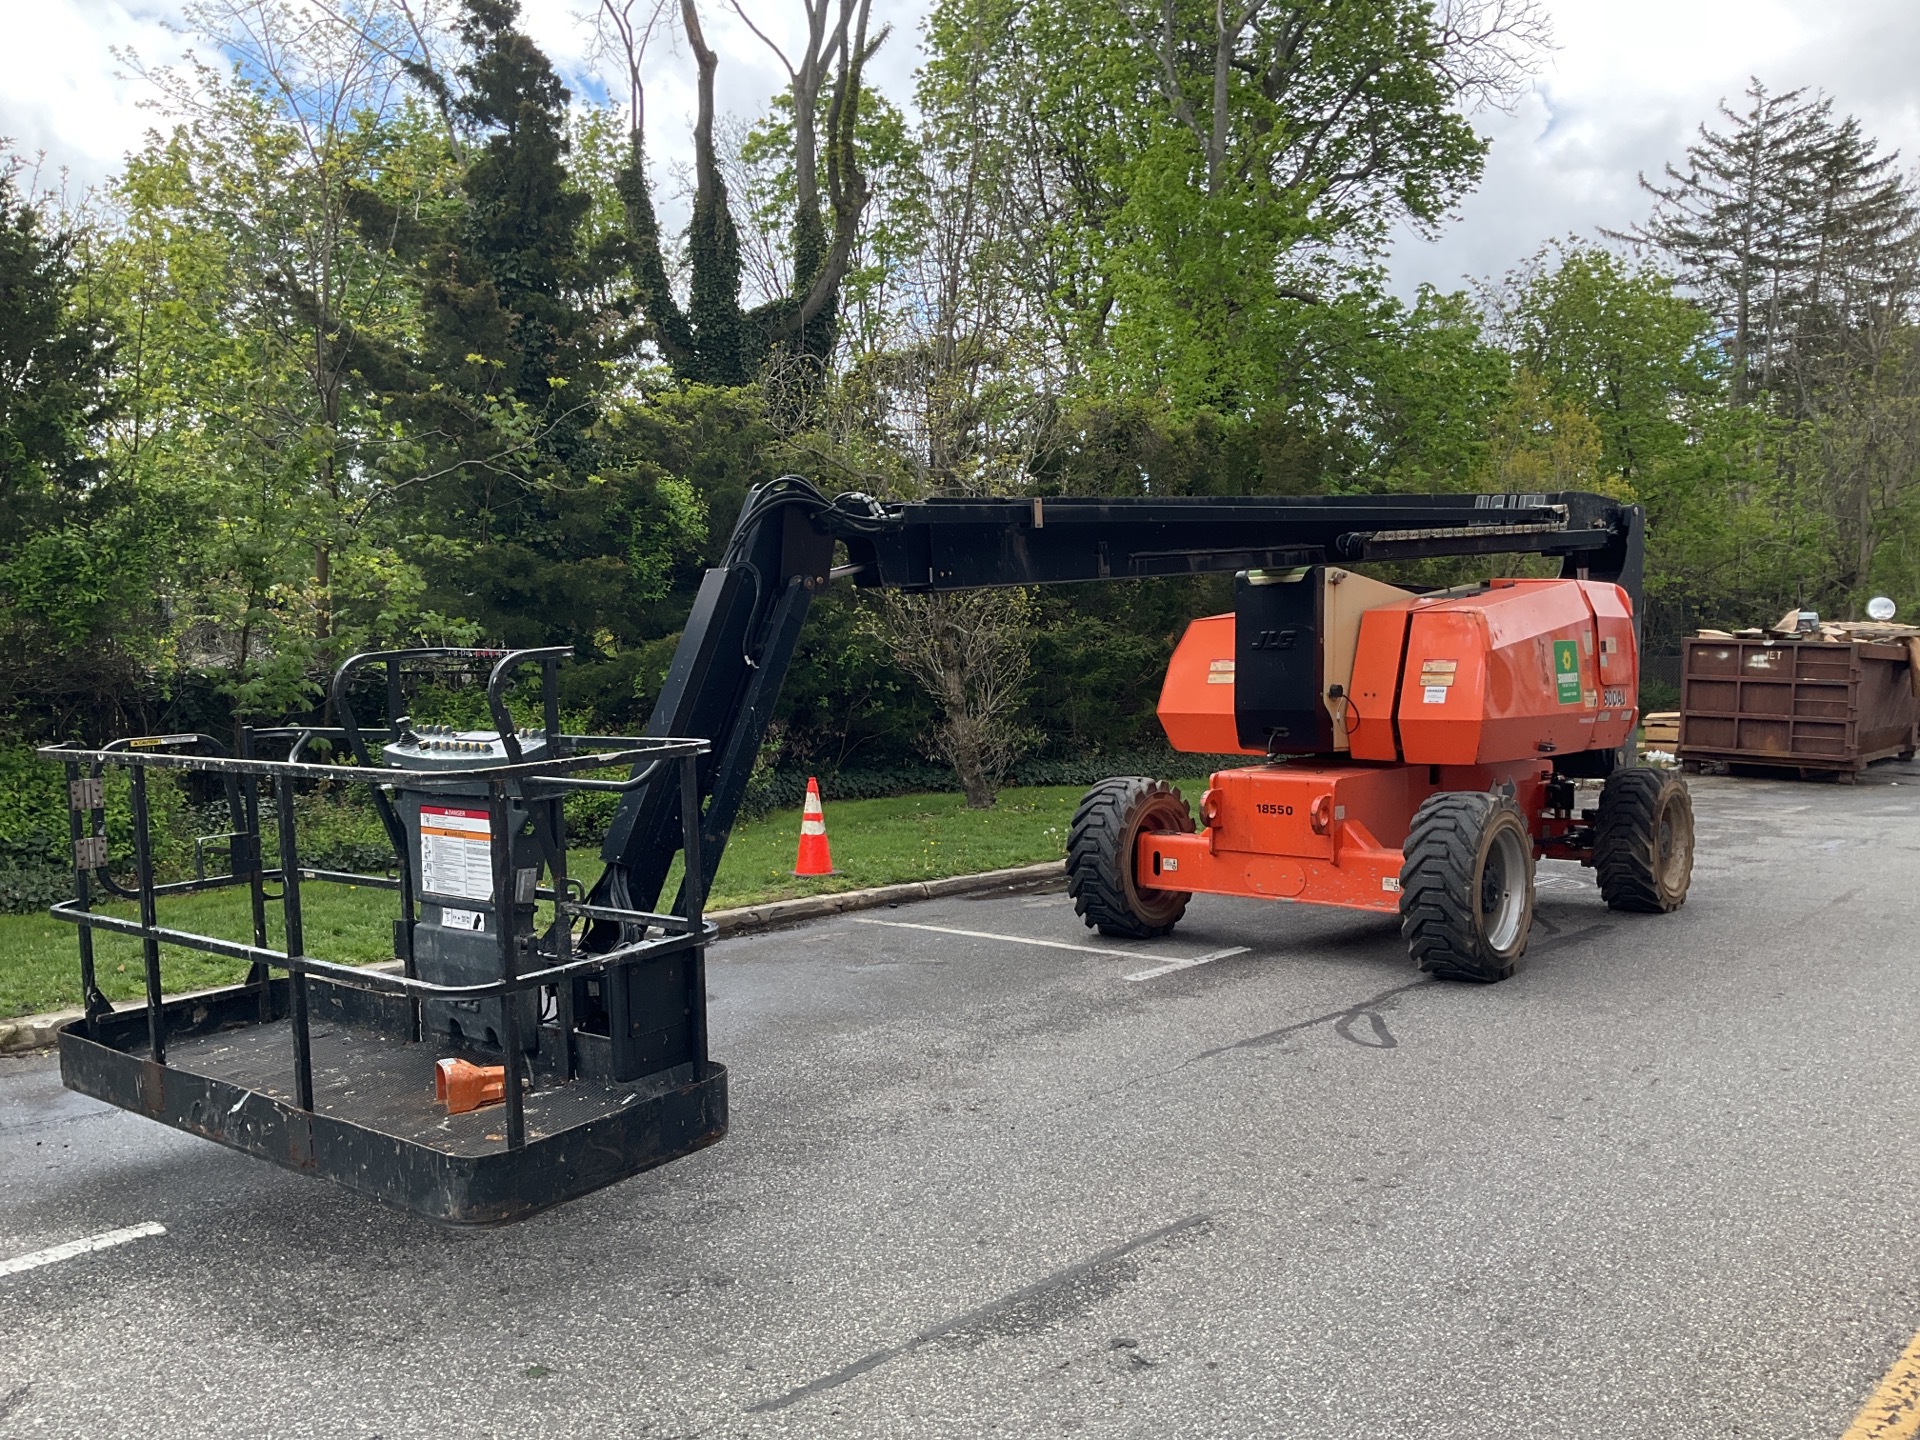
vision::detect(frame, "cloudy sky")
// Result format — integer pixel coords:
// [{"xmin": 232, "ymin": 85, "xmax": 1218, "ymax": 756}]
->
[{"xmin": 3, "ymin": 0, "xmax": 1916, "ymax": 296}]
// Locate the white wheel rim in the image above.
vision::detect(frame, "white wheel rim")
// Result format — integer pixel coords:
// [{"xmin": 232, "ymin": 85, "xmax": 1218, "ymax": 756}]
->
[
  {"xmin": 1480, "ymin": 825, "xmax": 1529, "ymax": 952},
  {"xmin": 1656, "ymin": 795, "xmax": 1690, "ymax": 889}
]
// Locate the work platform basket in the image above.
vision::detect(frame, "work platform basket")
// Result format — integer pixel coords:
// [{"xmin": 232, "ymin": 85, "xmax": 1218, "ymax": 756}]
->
[{"xmin": 38, "ymin": 646, "xmax": 725, "ymax": 1224}]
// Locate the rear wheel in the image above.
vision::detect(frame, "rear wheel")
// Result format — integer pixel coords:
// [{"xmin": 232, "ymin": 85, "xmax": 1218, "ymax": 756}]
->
[
  {"xmin": 1067, "ymin": 778, "xmax": 1194, "ymax": 938},
  {"xmin": 1594, "ymin": 767, "xmax": 1694, "ymax": 912},
  {"xmin": 1400, "ymin": 792, "xmax": 1535, "ymax": 983}
]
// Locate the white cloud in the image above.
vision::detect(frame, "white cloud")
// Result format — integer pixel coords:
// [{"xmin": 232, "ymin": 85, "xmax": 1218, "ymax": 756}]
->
[
  {"xmin": 1390, "ymin": 0, "xmax": 1920, "ymax": 294},
  {"xmin": 0, "ymin": 0, "xmax": 193, "ymax": 190}
]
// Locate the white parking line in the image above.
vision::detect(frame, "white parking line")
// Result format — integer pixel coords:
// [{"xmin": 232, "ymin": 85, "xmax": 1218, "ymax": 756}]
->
[
  {"xmin": 849, "ymin": 917, "xmax": 1252, "ymax": 981},
  {"xmin": 1124, "ymin": 948, "xmax": 1251, "ymax": 983},
  {"xmin": 850, "ymin": 917, "xmax": 1145, "ymax": 957},
  {"xmin": 0, "ymin": 1222, "xmax": 166, "ymax": 1279}
]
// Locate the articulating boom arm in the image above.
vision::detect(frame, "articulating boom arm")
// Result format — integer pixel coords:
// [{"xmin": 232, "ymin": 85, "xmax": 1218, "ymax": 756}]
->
[
  {"xmin": 835, "ymin": 491, "xmax": 1640, "ymax": 594},
  {"xmin": 584, "ymin": 480, "xmax": 1643, "ymax": 948}
]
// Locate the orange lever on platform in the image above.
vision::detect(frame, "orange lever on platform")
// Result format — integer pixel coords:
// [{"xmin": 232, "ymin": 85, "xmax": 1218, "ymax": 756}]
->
[{"xmin": 435, "ymin": 1058, "xmax": 506, "ymax": 1114}]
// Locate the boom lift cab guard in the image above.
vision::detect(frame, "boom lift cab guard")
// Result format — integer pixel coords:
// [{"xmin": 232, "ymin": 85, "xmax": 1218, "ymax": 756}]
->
[{"xmin": 43, "ymin": 482, "xmax": 1693, "ymax": 1220}]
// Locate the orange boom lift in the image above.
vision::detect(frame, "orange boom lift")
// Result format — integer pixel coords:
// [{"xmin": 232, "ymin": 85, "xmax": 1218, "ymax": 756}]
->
[
  {"xmin": 44, "ymin": 483, "xmax": 1690, "ymax": 1221},
  {"xmin": 1068, "ymin": 564, "xmax": 1693, "ymax": 981}
]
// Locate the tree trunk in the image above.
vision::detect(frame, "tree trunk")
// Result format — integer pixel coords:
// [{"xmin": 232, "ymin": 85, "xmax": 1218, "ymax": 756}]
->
[
  {"xmin": 945, "ymin": 721, "xmax": 998, "ymax": 809},
  {"xmin": 315, "ymin": 542, "xmax": 332, "ymax": 641}
]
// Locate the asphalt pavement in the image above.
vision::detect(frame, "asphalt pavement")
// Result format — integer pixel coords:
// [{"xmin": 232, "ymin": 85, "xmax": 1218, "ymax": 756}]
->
[{"xmin": 5, "ymin": 767, "xmax": 1920, "ymax": 1438}]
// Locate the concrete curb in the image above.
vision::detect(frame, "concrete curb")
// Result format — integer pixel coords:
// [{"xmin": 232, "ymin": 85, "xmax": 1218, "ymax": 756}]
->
[
  {"xmin": 709, "ymin": 859, "xmax": 1065, "ymax": 937},
  {"xmin": 0, "ymin": 1012, "xmax": 74, "ymax": 1055},
  {"xmin": 0, "ymin": 860, "xmax": 1069, "ymax": 1056}
]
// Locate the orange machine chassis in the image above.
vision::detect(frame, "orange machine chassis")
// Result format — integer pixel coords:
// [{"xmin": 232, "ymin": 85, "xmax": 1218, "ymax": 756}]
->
[{"xmin": 1136, "ymin": 761, "xmax": 1592, "ymax": 914}]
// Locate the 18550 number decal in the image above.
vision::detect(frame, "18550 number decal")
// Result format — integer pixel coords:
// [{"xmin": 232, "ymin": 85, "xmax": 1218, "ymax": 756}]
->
[{"xmin": 1255, "ymin": 803, "xmax": 1295, "ymax": 815}]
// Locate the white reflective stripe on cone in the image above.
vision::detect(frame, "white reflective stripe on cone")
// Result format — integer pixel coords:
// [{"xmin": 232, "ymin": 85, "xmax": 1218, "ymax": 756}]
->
[{"xmin": 800, "ymin": 819, "xmax": 827, "ymax": 835}]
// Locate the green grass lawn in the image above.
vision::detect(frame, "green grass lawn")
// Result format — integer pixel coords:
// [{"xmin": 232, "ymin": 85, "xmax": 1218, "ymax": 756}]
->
[{"xmin": 0, "ymin": 780, "xmax": 1208, "ymax": 1018}]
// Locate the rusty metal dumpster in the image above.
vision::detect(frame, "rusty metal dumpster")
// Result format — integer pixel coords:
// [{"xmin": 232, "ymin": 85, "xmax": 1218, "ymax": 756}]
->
[{"xmin": 1679, "ymin": 636, "xmax": 1918, "ymax": 780}]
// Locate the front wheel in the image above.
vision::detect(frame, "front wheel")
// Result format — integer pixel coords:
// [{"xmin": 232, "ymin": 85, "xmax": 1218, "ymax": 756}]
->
[
  {"xmin": 1067, "ymin": 778, "xmax": 1194, "ymax": 938},
  {"xmin": 1594, "ymin": 767, "xmax": 1694, "ymax": 912},
  {"xmin": 1400, "ymin": 792, "xmax": 1535, "ymax": 983}
]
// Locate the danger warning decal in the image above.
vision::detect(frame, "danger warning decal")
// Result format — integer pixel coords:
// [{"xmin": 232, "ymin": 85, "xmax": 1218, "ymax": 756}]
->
[{"xmin": 420, "ymin": 805, "xmax": 493, "ymax": 900}]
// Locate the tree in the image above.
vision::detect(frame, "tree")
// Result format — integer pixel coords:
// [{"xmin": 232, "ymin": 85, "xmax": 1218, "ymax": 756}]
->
[
  {"xmin": 1473, "ymin": 372, "xmax": 1611, "ymax": 494},
  {"xmin": 807, "ymin": 51, "xmax": 1059, "ymax": 807},
  {"xmin": 1631, "ymin": 84, "xmax": 1920, "ymax": 606},
  {"xmin": 106, "ymin": 0, "xmax": 469, "ymax": 715},
  {"xmin": 1631, "ymin": 80, "xmax": 1917, "ymax": 412},
  {"xmin": 731, "ymin": 89, "xmax": 929, "ymax": 370},
  {"xmin": 1486, "ymin": 243, "xmax": 1719, "ymax": 491},
  {"xmin": 347, "ymin": 0, "xmax": 710, "ymax": 698},
  {"xmin": 919, "ymin": 0, "xmax": 1547, "ymax": 412},
  {"xmin": 1477, "ymin": 242, "xmax": 1813, "ymax": 632},
  {"xmin": 604, "ymin": 0, "xmax": 887, "ymax": 387},
  {"xmin": 866, "ymin": 588, "xmax": 1037, "ymax": 808},
  {"xmin": 0, "ymin": 159, "xmax": 148, "ymax": 730},
  {"xmin": 1792, "ymin": 313, "xmax": 1920, "ymax": 599}
]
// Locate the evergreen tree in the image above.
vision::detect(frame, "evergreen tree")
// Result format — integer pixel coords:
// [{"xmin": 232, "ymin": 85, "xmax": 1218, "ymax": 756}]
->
[
  {"xmin": 0, "ymin": 172, "xmax": 113, "ymax": 509},
  {"xmin": 1632, "ymin": 80, "xmax": 1917, "ymax": 411},
  {"xmin": 349, "ymin": 0, "xmax": 701, "ymax": 671},
  {"xmin": 0, "ymin": 165, "xmax": 153, "ymax": 729},
  {"xmin": 1781, "ymin": 111, "xmax": 1918, "ymax": 413}
]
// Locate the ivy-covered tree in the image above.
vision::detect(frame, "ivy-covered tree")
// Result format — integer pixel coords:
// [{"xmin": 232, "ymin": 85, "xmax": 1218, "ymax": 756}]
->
[{"xmin": 601, "ymin": 0, "xmax": 886, "ymax": 386}]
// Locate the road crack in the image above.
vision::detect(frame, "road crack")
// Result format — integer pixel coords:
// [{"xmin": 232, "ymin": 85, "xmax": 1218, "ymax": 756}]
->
[{"xmin": 743, "ymin": 1215, "xmax": 1211, "ymax": 1413}]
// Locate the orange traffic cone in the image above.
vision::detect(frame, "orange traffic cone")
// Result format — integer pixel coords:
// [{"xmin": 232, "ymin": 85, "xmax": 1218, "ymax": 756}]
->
[
  {"xmin": 435, "ymin": 1058, "xmax": 506, "ymax": 1114},
  {"xmin": 793, "ymin": 776, "xmax": 839, "ymax": 876}
]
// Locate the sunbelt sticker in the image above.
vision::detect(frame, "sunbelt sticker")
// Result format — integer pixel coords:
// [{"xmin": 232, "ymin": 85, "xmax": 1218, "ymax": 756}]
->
[{"xmin": 1553, "ymin": 640, "xmax": 1581, "ymax": 705}]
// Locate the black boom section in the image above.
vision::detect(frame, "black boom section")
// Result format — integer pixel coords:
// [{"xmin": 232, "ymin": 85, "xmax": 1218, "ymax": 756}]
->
[
  {"xmin": 836, "ymin": 492, "xmax": 1637, "ymax": 591},
  {"xmin": 592, "ymin": 488, "xmax": 832, "ymax": 927},
  {"xmin": 589, "ymin": 484, "xmax": 1644, "ymax": 962}
]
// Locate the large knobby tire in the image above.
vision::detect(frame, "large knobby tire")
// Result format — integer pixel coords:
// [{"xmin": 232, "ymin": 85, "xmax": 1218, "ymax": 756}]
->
[
  {"xmin": 1400, "ymin": 792, "xmax": 1535, "ymax": 983},
  {"xmin": 1067, "ymin": 778, "xmax": 1194, "ymax": 938},
  {"xmin": 1594, "ymin": 766, "xmax": 1695, "ymax": 913}
]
